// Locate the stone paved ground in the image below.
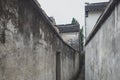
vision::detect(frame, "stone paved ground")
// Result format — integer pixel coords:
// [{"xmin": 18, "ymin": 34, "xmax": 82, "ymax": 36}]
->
[{"xmin": 76, "ymin": 66, "xmax": 85, "ymax": 80}]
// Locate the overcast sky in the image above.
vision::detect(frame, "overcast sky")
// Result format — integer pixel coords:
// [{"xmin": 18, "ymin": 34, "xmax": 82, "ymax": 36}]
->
[{"xmin": 38, "ymin": 0, "xmax": 109, "ymax": 26}]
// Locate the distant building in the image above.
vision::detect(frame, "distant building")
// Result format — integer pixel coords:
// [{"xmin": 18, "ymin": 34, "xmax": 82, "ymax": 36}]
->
[
  {"xmin": 56, "ymin": 24, "xmax": 80, "ymax": 50},
  {"xmin": 85, "ymin": 2, "xmax": 109, "ymax": 38}
]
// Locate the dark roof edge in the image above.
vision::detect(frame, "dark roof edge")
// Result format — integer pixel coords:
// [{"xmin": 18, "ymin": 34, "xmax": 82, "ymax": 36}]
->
[
  {"xmin": 56, "ymin": 24, "xmax": 80, "ymax": 26},
  {"xmin": 85, "ymin": 2, "xmax": 109, "ymax": 12},
  {"xmin": 31, "ymin": 0, "xmax": 78, "ymax": 52},
  {"xmin": 85, "ymin": 0, "xmax": 120, "ymax": 46},
  {"xmin": 86, "ymin": 2, "xmax": 109, "ymax": 5}
]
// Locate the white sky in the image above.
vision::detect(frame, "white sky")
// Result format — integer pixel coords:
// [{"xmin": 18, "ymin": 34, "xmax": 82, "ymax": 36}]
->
[{"xmin": 38, "ymin": 0, "xmax": 109, "ymax": 26}]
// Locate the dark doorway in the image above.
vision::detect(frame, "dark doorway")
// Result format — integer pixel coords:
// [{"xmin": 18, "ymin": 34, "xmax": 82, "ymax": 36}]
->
[{"xmin": 56, "ymin": 52, "xmax": 61, "ymax": 80}]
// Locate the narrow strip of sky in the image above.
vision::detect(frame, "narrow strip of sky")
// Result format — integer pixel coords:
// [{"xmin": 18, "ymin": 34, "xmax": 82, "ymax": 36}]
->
[
  {"xmin": 38, "ymin": 0, "xmax": 84, "ymax": 26},
  {"xmin": 38, "ymin": 0, "xmax": 109, "ymax": 26}
]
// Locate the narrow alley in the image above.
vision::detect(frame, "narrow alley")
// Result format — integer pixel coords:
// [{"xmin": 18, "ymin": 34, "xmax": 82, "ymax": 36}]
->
[{"xmin": 0, "ymin": 0, "xmax": 120, "ymax": 80}]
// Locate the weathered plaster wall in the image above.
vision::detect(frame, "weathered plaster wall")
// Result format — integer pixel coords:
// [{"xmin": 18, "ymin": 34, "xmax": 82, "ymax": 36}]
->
[
  {"xmin": 86, "ymin": 1, "xmax": 120, "ymax": 80},
  {"xmin": 61, "ymin": 32, "xmax": 79, "ymax": 43},
  {"xmin": 0, "ymin": 0, "xmax": 80, "ymax": 80}
]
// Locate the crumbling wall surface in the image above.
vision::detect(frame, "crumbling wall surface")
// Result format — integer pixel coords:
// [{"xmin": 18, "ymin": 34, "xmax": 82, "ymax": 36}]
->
[
  {"xmin": 0, "ymin": 0, "xmax": 79, "ymax": 80},
  {"xmin": 86, "ymin": 1, "xmax": 120, "ymax": 80}
]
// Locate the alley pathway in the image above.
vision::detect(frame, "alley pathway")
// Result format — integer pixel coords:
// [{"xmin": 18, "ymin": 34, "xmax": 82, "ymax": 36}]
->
[{"xmin": 76, "ymin": 65, "xmax": 85, "ymax": 80}]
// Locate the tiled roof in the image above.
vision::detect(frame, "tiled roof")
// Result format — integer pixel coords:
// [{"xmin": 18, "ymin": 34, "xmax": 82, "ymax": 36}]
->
[
  {"xmin": 56, "ymin": 24, "xmax": 80, "ymax": 33},
  {"xmin": 85, "ymin": 2, "xmax": 109, "ymax": 12}
]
